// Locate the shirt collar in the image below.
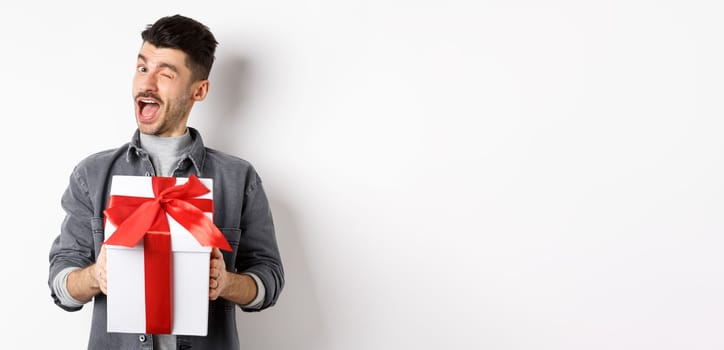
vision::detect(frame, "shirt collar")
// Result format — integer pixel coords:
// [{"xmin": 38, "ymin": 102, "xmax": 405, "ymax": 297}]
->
[{"xmin": 126, "ymin": 127, "xmax": 206, "ymax": 175}]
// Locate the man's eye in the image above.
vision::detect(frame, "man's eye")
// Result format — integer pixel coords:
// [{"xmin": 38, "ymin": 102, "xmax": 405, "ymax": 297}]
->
[{"xmin": 137, "ymin": 66, "xmax": 147, "ymax": 73}]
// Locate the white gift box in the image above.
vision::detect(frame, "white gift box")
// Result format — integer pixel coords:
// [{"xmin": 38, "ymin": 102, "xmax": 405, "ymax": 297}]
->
[{"xmin": 104, "ymin": 175, "xmax": 213, "ymax": 336}]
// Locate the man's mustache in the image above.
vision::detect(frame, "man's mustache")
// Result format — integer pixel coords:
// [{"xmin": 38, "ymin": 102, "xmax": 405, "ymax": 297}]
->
[{"xmin": 135, "ymin": 92, "xmax": 162, "ymax": 102}]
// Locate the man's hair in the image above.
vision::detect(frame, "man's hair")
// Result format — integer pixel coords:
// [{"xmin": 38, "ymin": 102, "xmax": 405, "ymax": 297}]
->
[{"xmin": 141, "ymin": 14, "xmax": 218, "ymax": 81}]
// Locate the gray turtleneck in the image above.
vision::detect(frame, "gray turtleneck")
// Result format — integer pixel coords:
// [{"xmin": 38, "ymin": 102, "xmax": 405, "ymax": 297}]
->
[{"xmin": 139, "ymin": 129, "xmax": 194, "ymax": 177}]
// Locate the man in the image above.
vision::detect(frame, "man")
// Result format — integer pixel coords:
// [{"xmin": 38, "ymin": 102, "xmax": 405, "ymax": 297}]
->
[{"xmin": 48, "ymin": 15, "xmax": 284, "ymax": 349}]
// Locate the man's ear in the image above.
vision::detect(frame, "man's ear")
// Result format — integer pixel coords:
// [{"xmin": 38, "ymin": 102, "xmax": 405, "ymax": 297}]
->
[{"xmin": 191, "ymin": 80, "xmax": 210, "ymax": 101}]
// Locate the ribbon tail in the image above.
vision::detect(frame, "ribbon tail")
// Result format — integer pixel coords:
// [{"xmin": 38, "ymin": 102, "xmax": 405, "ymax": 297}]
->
[
  {"xmin": 166, "ymin": 200, "xmax": 232, "ymax": 251},
  {"xmin": 144, "ymin": 232, "xmax": 173, "ymax": 334}
]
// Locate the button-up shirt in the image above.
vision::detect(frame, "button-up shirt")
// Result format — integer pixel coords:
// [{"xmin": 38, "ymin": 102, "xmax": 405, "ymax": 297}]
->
[{"xmin": 48, "ymin": 127, "xmax": 284, "ymax": 349}]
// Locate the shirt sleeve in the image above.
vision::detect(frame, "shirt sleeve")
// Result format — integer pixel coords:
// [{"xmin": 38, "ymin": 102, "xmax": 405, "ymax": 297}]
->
[
  {"xmin": 241, "ymin": 272, "xmax": 266, "ymax": 309},
  {"xmin": 236, "ymin": 168, "xmax": 284, "ymax": 311},
  {"xmin": 52, "ymin": 267, "xmax": 87, "ymax": 308},
  {"xmin": 48, "ymin": 165, "xmax": 98, "ymax": 311}
]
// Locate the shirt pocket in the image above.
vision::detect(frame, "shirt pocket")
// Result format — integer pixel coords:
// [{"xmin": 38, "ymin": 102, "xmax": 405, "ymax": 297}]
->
[{"xmin": 219, "ymin": 228, "xmax": 241, "ymax": 269}]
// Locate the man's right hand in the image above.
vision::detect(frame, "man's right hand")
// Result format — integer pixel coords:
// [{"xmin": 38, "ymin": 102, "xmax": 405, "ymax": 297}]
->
[
  {"xmin": 93, "ymin": 245, "xmax": 108, "ymax": 294},
  {"xmin": 67, "ymin": 245, "xmax": 108, "ymax": 302}
]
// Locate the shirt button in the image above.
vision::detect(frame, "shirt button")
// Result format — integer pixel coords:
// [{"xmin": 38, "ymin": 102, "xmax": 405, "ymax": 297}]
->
[{"xmin": 139, "ymin": 335, "xmax": 146, "ymax": 342}]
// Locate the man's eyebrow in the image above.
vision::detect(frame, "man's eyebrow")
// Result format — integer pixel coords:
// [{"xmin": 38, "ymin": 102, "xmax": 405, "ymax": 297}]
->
[
  {"xmin": 159, "ymin": 63, "xmax": 179, "ymax": 73},
  {"xmin": 136, "ymin": 54, "xmax": 179, "ymax": 73}
]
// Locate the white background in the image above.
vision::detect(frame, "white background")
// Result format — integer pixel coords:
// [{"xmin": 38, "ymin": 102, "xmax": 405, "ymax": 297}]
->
[{"xmin": 2, "ymin": 1, "xmax": 724, "ymax": 349}]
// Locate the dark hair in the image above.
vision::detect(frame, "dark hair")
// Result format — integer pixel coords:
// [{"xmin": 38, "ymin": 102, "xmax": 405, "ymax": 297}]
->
[{"xmin": 141, "ymin": 14, "xmax": 218, "ymax": 81}]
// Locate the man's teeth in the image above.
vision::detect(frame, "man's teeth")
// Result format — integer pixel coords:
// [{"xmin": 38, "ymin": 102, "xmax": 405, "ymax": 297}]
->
[{"xmin": 141, "ymin": 99, "xmax": 157, "ymax": 104}]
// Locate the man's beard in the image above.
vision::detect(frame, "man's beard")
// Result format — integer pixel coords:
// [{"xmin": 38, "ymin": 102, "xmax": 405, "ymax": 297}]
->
[{"xmin": 136, "ymin": 90, "xmax": 191, "ymax": 136}]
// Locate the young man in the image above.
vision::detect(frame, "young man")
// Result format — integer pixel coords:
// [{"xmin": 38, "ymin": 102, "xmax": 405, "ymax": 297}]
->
[{"xmin": 48, "ymin": 15, "xmax": 284, "ymax": 349}]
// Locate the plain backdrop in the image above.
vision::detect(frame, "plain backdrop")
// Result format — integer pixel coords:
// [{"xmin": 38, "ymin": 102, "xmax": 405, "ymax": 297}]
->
[{"xmin": 3, "ymin": 1, "xmax": 724, "ymax": 349}]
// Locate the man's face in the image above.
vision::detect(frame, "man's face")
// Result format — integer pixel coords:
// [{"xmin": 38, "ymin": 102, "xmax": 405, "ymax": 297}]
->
[{"xmin": 132, "ymin": 42, "xmax": 206, "ymax": 137}]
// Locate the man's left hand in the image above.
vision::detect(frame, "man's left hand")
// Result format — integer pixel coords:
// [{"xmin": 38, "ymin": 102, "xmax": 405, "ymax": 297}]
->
[{"xmin": 209, "ymin": 247, "xmax": 227, "ymax": 300}]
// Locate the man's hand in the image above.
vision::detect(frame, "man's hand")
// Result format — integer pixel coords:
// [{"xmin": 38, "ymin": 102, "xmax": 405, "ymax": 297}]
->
[
  {"xmin": 209, "ymin": 247, "xmax": 227, "ymax": 300},
  {"xmin": 208, "ymin": 248, "xmax": 259, "ymax": 305},
  {"xmin": 67, "ymin": 245, "xmax": 107, "ymax": 302},
  {"xmin": 93, "ymin": 245, "xmax": 108, "ymax": 294}
]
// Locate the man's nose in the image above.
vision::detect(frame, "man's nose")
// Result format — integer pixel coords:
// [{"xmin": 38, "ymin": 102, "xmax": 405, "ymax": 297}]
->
[{"xmin": 138, "ymin": 73, "xmax": 158, "ymax": 92}]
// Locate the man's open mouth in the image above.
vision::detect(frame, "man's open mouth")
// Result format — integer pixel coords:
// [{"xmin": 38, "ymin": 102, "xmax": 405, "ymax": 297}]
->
[{"xmin": 137, "ymin": 98, "xmax": 161, "ymax": 118}]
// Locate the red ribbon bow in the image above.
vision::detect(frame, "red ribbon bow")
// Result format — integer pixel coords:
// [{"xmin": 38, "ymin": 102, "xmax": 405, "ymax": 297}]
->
[{"xmin": 104, "ymin": 174, "xmax": 231, "ymax": 334}]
